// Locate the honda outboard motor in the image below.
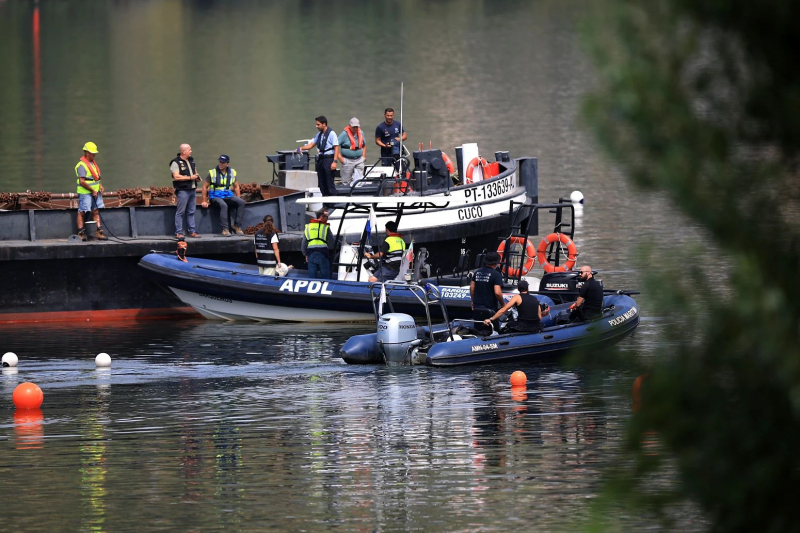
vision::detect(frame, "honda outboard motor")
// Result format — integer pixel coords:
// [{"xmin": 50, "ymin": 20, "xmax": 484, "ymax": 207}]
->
[
  {"xmin": 539, "ymin": 271, "xmax": 603, "ymax": 304},
  {"xmin": 377, "ymin": 313, "xmax": 420, "ymax": 365}
]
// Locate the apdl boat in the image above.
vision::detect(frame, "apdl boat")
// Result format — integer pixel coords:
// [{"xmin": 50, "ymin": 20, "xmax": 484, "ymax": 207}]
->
[{"xmin": 340, "ymin": 283, "xmax": 640, "ymax": 367}]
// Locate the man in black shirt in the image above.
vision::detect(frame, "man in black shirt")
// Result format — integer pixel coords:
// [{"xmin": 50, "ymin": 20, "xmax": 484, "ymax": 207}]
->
[
  {"xmin": 470, "ymin": 251, "xmax": 505, "ymax": 334},
  {"xmin": 569, "ymin": 265, "xmax": 604, "ymax": 322},
  {"xmin": 484, "ymin": 279, "xmax": 549, "ymax": 333}
]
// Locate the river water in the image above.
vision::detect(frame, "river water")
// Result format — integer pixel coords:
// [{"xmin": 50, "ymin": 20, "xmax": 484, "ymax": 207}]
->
[{"xmin": 1, "ymin": 0, "xmax": 702, "ymax": 530}]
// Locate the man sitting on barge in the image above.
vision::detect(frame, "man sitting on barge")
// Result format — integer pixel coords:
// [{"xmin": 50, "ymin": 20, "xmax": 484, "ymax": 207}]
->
[
  {"xmin": 201, "ymin": 154, "xmax": 246, "ymax": 236},
  {"xmin": 75, "ymin": 142, "xmax": 107, "ymax": 241}
]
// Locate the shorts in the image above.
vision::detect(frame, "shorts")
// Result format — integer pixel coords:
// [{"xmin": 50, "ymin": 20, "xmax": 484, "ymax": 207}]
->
[{"xmin": 78, "ymin": 192, "xmax": 104, "ymax": 212}]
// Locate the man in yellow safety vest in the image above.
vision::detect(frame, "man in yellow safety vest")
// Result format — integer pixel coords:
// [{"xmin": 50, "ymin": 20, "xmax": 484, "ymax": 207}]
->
[{"xmin": 75, "ymin": 141, "xmax": 107, "ymax": 241}]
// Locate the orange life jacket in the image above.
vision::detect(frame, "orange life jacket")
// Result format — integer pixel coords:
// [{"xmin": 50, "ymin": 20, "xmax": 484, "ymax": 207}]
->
[
  {"xmin": 80, "ymin": 156, "xmax": 101, "ymax": 179},
  {"xmin": 344, "ymin": 126, "xmax": 364, "ymax": 151}
]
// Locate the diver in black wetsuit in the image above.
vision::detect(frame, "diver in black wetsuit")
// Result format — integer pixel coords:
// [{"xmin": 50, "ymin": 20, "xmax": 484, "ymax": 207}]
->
[{"xmin": 484, "ymin": 280, "xmax": 549, "ymax": 333}]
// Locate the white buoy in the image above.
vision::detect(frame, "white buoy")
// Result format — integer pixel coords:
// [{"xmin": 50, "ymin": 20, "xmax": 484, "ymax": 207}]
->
[
  {"xmin": 570, "ymin": 190, "xmax": 584, "ymax": 204},
  {"xmin": 95, "ymin": 353, "xmax": 112, "ymax": 368},
  {"xmin": 2, "ymin": 352, "xmax": 18, "ymax": 367}
]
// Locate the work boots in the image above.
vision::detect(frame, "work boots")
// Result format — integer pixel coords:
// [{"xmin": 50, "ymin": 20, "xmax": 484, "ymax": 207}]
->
[
  {"xmin": 232, "ymin": 225, "xmax": 245, "ymax": 235},
  {"xmin": 221, "ymin": 228, "xmax": 231, "ymax": 236},
  {"xmin": 96, "ymin": 228, "xmax": 108, "ymax": 240},
  {"xmin": 78, "ymin": 229, "xmax": 87, "ymax": 242}
]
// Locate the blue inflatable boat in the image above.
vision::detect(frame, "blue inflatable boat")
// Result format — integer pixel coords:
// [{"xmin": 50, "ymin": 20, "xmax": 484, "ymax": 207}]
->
[{"xmin": 340, "ymin": 283, "xmax": 640, "ymax": 366}]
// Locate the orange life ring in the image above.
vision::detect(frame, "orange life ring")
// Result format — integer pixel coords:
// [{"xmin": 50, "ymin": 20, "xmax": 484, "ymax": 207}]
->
[
  {"xmin": 442, "ymin": 152, "xmax": 455, "ymax": 174},
  {"xmin": 497, "ymin": 237, "xmax": 536, "ymax": 277},
  {"xmin": 465, "ymin": 157, "xmax": 488, "ymax": 184},
  {"xmin": 536, "ymin": 233, "xmax": 578, "ymax": 273}
]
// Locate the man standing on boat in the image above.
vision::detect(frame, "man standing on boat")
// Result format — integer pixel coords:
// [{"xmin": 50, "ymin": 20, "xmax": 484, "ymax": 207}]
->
[
  {"xmin": 298, "ymin": 116, "xmax": 340, "ymax": 200},
  {"xmin": 302, "ymin": 208, "xmax": 333, "ymax": 279},
  {"xmin": 170, "ymin": 143, "xmax": 202, "ymax": 239},
  {"xmin": 75, "ymin": 141, "xmax": 107, "ymax": 241},
  {"xmin": 338, "ymin": 117, "xmax": 367, "ymax": 186},
  {"xmin": 201, "ymin": 154, "xmax": 246, "ymax": 236},
  {"xmin": 471, "ymin": 251, "xmax": 505, "ymax": 334},
  {"xmin": 366, "ymin": 221, "xmax": 407, "ymax": 282},
  {"xmin": 483, "ymin": 279, "xmax": 548, "ymax": 333},
  {"xmin": 375, "ymin": 108, "xmax": 407, "ymax": 167},
  {"xmin": 569, "ymin": 265, "xmax": 604, "ymax": 322}
]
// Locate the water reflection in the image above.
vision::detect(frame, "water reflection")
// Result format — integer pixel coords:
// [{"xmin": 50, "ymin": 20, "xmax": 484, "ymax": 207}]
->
[{"xmin": 14, "ymin": 408, "xmax": 44, "ymax": 450}]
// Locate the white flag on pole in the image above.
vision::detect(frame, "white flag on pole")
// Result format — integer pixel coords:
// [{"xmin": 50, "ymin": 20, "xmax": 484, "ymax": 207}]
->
[
  {"xmin": 365, "ymin": 205, "xmax": 378, "ymax": 240},
  {"xmin": 378, "ymin": 283, "xmax": 387, "ymax": 316}
]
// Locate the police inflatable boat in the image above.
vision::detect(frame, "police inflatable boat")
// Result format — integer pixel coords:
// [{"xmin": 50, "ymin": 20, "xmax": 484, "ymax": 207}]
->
[{"xmin": 340, "ymin": 283, "xmax": 640, "ymax": 366}]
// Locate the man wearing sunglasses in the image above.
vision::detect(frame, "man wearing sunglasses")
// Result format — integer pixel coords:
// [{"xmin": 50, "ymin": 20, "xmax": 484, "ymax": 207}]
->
[{"xmin": 569, "ymin": 265, "xmax": 603, "ymax": 322}]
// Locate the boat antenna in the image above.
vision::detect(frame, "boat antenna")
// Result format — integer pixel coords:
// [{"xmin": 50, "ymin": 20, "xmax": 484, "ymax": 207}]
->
[{"xmin": 399, "ymin": 81, "xmax": 404, "ymax": 177}]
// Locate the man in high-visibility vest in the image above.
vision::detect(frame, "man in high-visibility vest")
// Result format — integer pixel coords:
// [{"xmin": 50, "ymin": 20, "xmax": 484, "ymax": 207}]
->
[
  {"xmin": 75, "ymin": 141, "xmax": 107, "ymax": 241},
  {"xmin": 201, "ymin": 154, "xmax": 246, "ymax": 236},
  {"xmin": 366, "ymin": 220, "xmax": 407, "ymax": 282},
  {"xmin": 301, "ymin": 208, "xmax": 332, "ymax": 279}
]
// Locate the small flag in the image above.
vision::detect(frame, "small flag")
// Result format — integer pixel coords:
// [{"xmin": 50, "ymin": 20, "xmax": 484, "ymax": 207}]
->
[
  {"xmin": 396, "ymin": 241, "xmax": 414, "ymax": 281},
  {"xmin": 365, "ymin": 205, "xmax": 378, "ymax": 240},
  {"xmin": 378, "ymin": 283, "xmax": 387, "ymax": 316}
]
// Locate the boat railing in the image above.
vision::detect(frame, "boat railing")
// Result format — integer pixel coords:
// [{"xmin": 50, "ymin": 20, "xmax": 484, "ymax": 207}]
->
[{"xmin": 369, "ymin": 282, "xmax": 455, "ymax": 344}]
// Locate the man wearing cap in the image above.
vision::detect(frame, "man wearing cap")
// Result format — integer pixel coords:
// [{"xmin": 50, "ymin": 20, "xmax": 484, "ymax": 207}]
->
[
  {"xmin": 338, "ymin": 118, "xmax": 367, "ymax": 186},
  {"xmin": 75, "ymin": 142, "xmax": 107, "ymax": 241},
  {"xmin": 302, "ymin": 208, "xmax": 333, "ymax": 279},
  {"xmin": 470, "ymin": 251, "xmax": 505, "ymax": 334},
  {"xmin": 298, "ymin": 116, "xmax": 340, "ymax": 199},
  {"xmin": 366, "ymin": 220, "xmax": 407, "ymax": 282},
  {"xmin": 483, "ymin": 279, "xmax": 549, "ymax": 333},
  {"xmin": 201, "ymin": 154, "xmax": 246, "ymax": 236},
  {"xmin": 170, "ymin": 143, "xmax": 202, "ymax": 239}
]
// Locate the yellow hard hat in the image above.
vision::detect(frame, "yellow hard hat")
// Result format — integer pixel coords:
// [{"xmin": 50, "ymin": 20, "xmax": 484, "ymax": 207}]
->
[{"xmin": 82, "ymin": 142, "xmax": 99, "ymax": 154}]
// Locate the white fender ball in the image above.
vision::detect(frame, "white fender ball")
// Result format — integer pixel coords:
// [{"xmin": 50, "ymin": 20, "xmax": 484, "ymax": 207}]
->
[
  {"xmin": 95, "ymin": 353, "xmax": 112, "ymax": 368},
  {"xmin": 2, "ymin": 352, "xmax": 18, "ymax": 367},
  {"xmin": 570, "ymin": 190, "xmax": 584, "ymax": 204}
]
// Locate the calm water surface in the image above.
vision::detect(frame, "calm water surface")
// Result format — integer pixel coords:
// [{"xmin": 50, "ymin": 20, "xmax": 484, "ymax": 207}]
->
[
  {"xmin": 1, "ymin": 319, "xmax": 662, "ymax": 531},
  {"xmin": 0, "ymin": 0, "xmax": 705, "ymax": 530}
]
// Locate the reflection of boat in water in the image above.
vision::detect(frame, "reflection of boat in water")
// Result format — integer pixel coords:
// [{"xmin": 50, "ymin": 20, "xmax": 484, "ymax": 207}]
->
[{"xmin": 340, "ymin": 282, "xmax": 640, "ymax": 367}]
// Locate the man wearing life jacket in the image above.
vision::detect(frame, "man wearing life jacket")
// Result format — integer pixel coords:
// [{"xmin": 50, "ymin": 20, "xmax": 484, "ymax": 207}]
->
[
  {"xmin": 302, "ymin": 208, "xmax": 333, "ymax": 279},
  {"xmin": 201, "ymin": 154, "xmax": 246, "ymax": 236},
  {"xmin": 75, "ymin": 142, "xmax": 107, "ymax": 241},
  {"xmin": 338, "ymin": 117, "xmax": 367, "ymax": 186},
  {"xmin": 366, "ymin": 220, "xmax": 407, "ymax": 282},
  {"xmin": 484, "ymin": 279, "xmax": 549, "ymax": 333},
  {"xmin": 298, "ymin": 116, "xmax": 340, "ymax": 200},
  {"xmin": 170, "ymin": 143, "xmax": 202, "ymax": 239}
]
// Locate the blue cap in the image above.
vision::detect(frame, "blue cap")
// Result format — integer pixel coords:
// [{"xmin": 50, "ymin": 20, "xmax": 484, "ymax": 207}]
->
[{"xmin": 218, "ymin": 154, "xmax": 230, "ymax": 163}]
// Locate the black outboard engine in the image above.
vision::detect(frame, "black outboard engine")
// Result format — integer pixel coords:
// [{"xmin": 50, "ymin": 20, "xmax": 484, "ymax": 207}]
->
[
  {"xmin": 538, "ymin": 271, "xmax": 603, "ymax": 304},
  {"xmin": 413, "ymin": 149, "xmax": 450, "ymax": 190}
]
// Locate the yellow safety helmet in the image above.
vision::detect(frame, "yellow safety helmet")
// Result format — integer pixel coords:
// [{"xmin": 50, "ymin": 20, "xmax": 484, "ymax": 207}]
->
[{"xmin": 82, "ymin": 142, "xmax": 99, "ymax": 154}]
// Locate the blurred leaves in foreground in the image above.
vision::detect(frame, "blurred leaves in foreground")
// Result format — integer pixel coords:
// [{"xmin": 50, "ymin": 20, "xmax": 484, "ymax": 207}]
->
[{"xmin": 581, "ymin": 0, "xmax": 800, "ymax": 531}]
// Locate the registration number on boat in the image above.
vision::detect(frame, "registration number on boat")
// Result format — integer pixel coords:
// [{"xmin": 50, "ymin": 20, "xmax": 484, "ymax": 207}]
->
[
  {"xmin": 471, "ymin": 343, "xmax": 499, "ymax": 352},
  {"xmin": 464, "ymin": 176, "xmax": 514, "ymax": 203}
]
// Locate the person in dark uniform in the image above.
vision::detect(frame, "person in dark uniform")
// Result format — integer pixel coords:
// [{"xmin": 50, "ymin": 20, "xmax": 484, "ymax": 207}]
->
[
  {"xmin": 255, "ymin": 215, "xmax": 282, "ymax": 275},
  {"xmin": 298, "ymin": 116, "xmax": 340, "ymax": 199},
  {"xmin": 374, "ymin": 108, "xmax": 407, "ymax": 167},
  {"xmin": 470, "ymin": 251, "xmax": 505, "ymax": 334},
  {"xmin": 483, "ymin": 279, "xmax": 549, "ymax": 333},
  {"xmin": 366, "ymin": 221, "xmax": 407, "ymax": 282},
  {"xmin": 569, "ymin": 265, "xmax": 604, "ymax": 322}
]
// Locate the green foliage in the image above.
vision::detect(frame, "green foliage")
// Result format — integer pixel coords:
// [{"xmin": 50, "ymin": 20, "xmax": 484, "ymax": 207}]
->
[{"xmin": 582, "ymin": 0, "xmax": 800, "ymax": 530}]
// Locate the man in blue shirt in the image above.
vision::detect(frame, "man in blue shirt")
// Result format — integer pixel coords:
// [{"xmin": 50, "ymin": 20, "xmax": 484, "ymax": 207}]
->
[
  {"xmin": 375, "ymin": 108, "xmax": 407, "ymax": 167},
  {"xmin": 299, "ymin": 116, "xmax": 340, "ymax": 200}
]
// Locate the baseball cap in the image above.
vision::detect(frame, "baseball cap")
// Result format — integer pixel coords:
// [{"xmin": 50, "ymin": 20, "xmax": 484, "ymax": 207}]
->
[
  {"xmin": 218, "ymin": 154, "xmax": 230, "ymax": 163},
  {"xmin": 518, "ymin": 279, "xmax": 529, "ymax": 291},
  {"xmin": 349, "ymin": 117, "xmax": 360, "ymax": 127}
]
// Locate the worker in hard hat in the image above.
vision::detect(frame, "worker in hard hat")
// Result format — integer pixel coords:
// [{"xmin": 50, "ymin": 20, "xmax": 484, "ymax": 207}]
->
[{"xmin": 75, "ymin": 142, "xmax": 107, "ymax": 241}]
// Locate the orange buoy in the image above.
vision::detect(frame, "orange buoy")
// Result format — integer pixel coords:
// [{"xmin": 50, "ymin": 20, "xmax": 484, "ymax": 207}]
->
[
  {"xmin": 536, "ymin": 232, "xmax": 578, "ymax": 273},
  {"xmin": 13, "ymin": 382, "xmax": 43, "ymax": 409},
  {"xmin": 497, "ymin": 237, "xmax": 536, "ymax": 277},
  {"xmin": 442, "ymin": 152, "xmax": 455, "ymax": 174},
  {"xmin": 509, "ymin": 370, "xmax": 527, "ymax": 386}
]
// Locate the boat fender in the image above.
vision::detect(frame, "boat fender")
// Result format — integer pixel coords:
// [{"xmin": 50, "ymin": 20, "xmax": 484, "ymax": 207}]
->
[
  {"xmin": 442, "ymin": 152, "xmax": 456, "ymax": 174},
  {"xmin": 497, "ymin": 237, "xmax": 536, "ymax": 277},
  {"xmin": 536, "ymin": 233, "xmax": 578, "ymax": 273},
  {"xmin": 176, "ymin": 240, "xmax": 188, "ymax": 262}
]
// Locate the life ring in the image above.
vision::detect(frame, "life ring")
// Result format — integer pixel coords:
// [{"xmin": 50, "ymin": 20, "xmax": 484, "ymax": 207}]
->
[
  {"xmin": 536, "ymin": 233, "xmax": 578, "ymax": 273},
  {"xmin": 465, "ymin": 157, "xmax": 488, "ymax": 184},
  {"xmin": 442, "ymin": 152, "xmax": 455, "ymax": 174},
  {"xmin": 497, "ymin": 237, "xmax": 536, "ymax": 277}
]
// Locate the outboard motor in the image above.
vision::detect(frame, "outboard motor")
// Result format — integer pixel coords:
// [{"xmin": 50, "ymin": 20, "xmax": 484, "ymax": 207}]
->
[
  {"xmin": 377, "ymin": 313, "xmax": 421, "ymax": 365},
  {"xmin": 538, "ymin": 271, "xmax": 603, "ymax": 304}
]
